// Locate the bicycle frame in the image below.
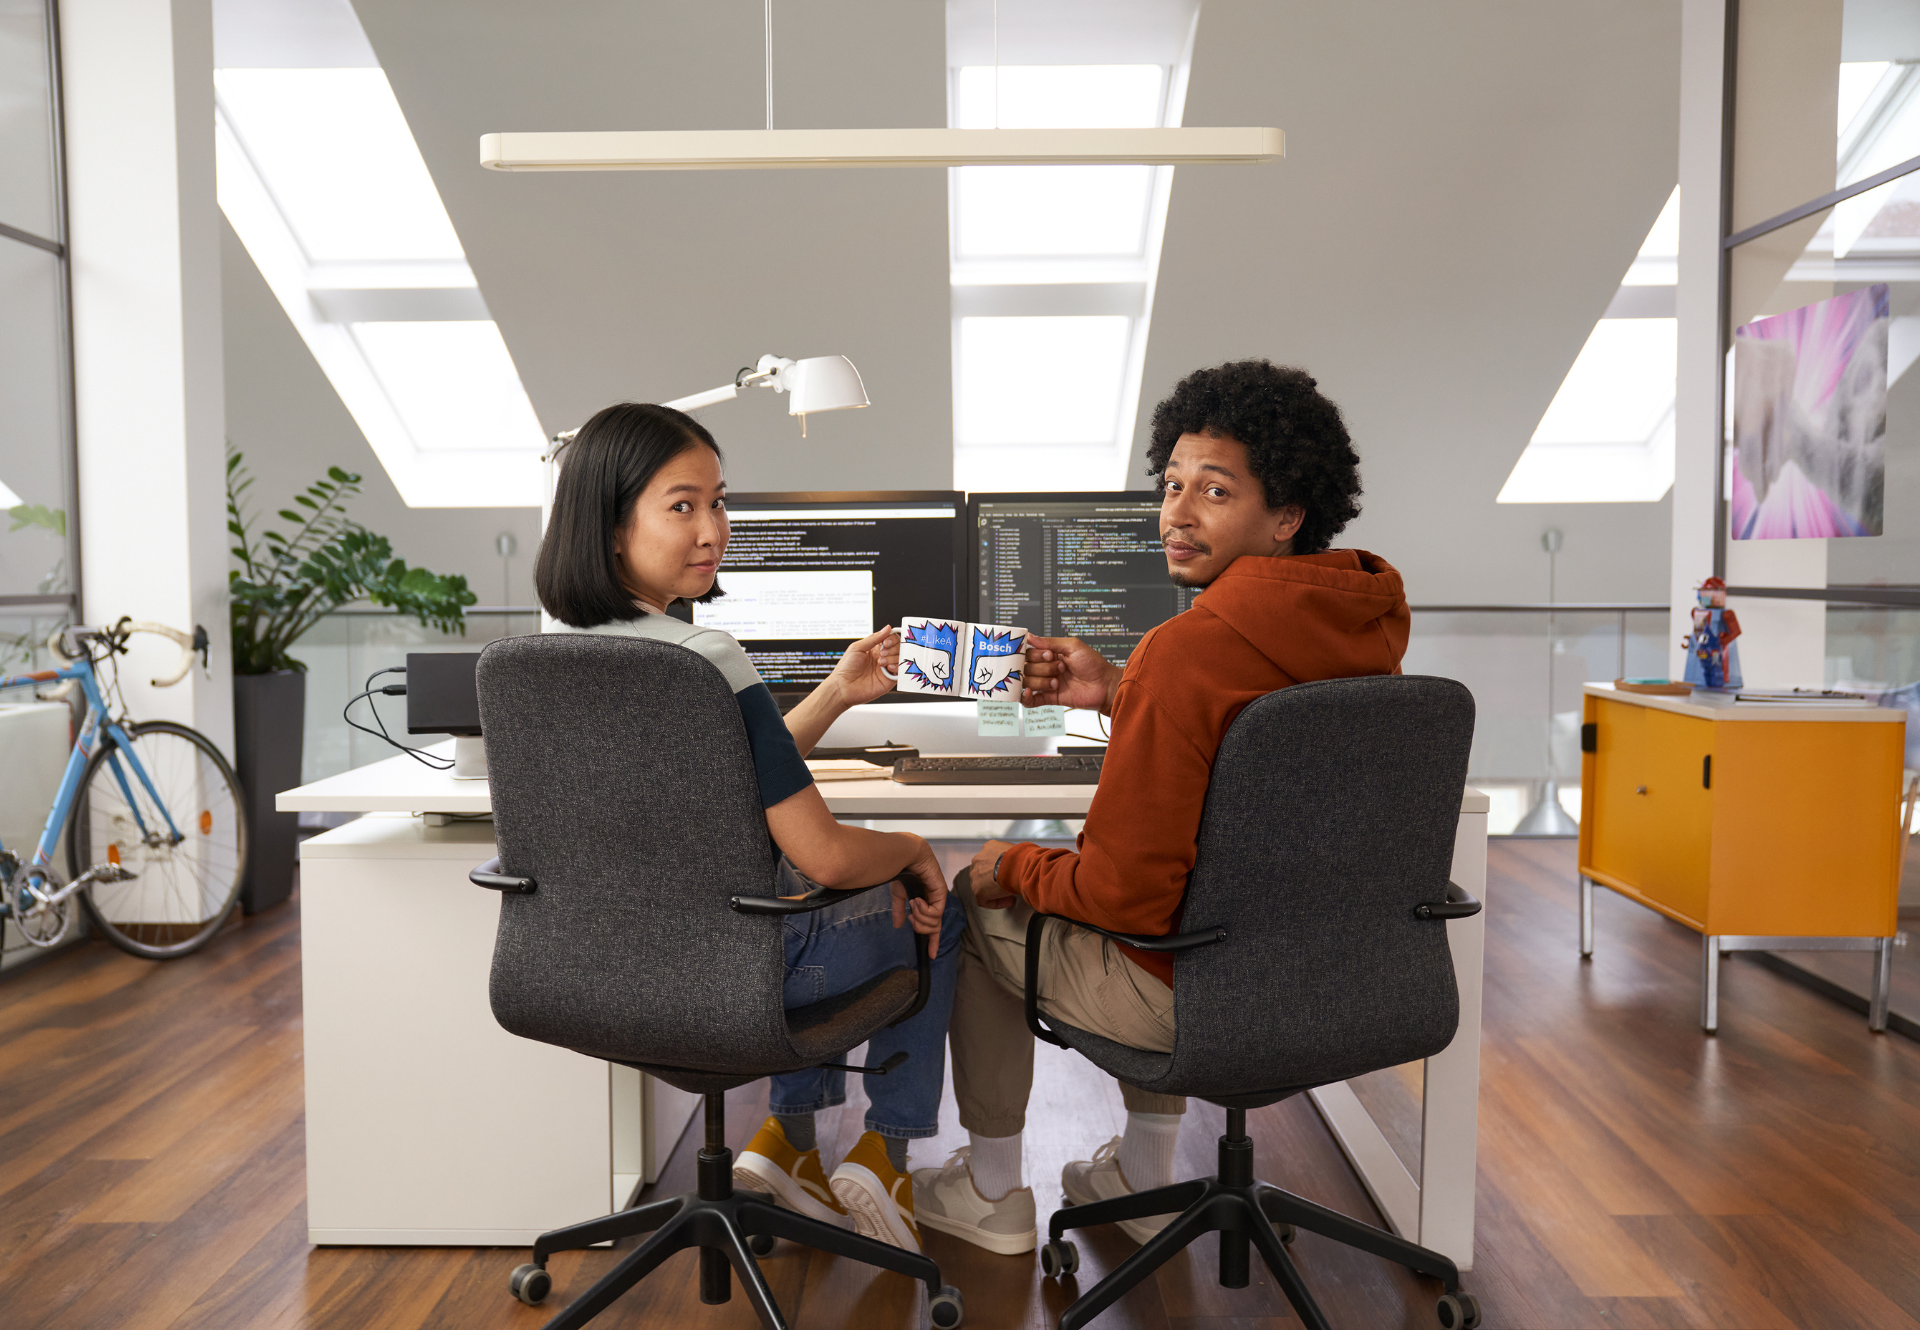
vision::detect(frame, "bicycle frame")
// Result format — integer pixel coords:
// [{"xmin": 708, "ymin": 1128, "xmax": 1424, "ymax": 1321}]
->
[{"xmin": 0, "ymin": 653, "xmax": 183, "ymax": 889}]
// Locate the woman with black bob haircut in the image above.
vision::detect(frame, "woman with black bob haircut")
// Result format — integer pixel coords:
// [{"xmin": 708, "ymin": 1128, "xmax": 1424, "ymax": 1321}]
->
[{"xmin": 534, "ymin": 401, "xmax": 965, "ymax": 1255}]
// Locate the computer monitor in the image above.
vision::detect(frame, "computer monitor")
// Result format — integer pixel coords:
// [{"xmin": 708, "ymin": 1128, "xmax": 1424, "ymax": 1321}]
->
[
  {"xmin": 691, "ymin": 491, "xmax": 965, "ymax": 697},
  {"xmin": 969, "ymin": 493, "xmax": 1199, "ymax": 667}
]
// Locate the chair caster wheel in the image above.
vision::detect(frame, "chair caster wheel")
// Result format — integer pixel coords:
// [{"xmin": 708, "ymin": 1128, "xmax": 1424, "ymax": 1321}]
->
[
  {"xmin": 748, "ymin": 1232, "xmax": 775, "ymax": 1255},
  {"xmin": 1274, "ymin": 1221, "xmax": 1297, "ymax": 1245},
  {"xmin": 509, "ymin": 1263, "xmax": 551, "ymax": 1306},
  {"xmin": 1436, "ymin": 1290, "xmax": 1481, "ymax": 1329},
  {"xmin": 1039, "ymin": 1239, "xmax": 1080, "ymax": 1278},
  {"xmin": 929, "ymin": 1284, "xmax": 965, "ymax": 1327}
]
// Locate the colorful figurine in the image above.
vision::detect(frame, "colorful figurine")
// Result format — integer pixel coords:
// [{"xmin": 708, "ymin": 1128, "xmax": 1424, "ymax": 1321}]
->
[{"xmin": 1683, "ymin": 577, "xmax": 1743, "ymax": 690}]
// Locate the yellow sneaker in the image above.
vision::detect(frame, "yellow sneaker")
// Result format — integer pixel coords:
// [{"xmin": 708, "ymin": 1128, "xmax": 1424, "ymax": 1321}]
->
[
  {"xmin": 732, "ymin": 1117, "xmax": 847, "ymax": 1225},
  {"xmin": 830, "ymin": 1131, "xmax": 922, "ymax": 1253}
]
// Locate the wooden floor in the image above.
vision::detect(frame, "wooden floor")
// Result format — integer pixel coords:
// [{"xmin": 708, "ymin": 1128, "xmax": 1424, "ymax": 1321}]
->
[{"xmin": 8, "ymin": 840, "xmax": 1920, "ymax": 1329}]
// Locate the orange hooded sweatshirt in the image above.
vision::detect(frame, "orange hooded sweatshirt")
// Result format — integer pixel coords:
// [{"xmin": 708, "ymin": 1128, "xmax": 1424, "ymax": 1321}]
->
[{"xmin": 1000, "ymin": 549, "xmax": 1411, "ymax": 986}]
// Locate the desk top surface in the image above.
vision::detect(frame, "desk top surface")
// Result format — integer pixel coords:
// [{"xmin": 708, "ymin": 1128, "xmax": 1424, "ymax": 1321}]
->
[
  {"xmin": 281, "ymin": 741, "xmax": 1490, "ymax": 817},
  {"xmin": 1584, "ymin": 682, "xmax": 1906, "ymax": 724}
]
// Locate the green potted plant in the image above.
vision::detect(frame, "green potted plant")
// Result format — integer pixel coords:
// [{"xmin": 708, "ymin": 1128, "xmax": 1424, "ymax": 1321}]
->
[{"xmin": 227, "ymin": 449, "xmax": 476, "ymax": 913}]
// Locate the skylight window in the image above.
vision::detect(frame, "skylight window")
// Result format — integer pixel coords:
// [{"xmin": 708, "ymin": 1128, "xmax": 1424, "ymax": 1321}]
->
[
  {"xmin": 957, "ymin": 316, "xmax": 1131, "ymax": 445},
  {"xmin": 956, "ymin": 166, "xmax": 1153, "ymax": 257},
  {"xmin": 214, "ymin": 70, "xmax": 462, "ymax": 263},
  {"xmin": 216, "ymin": 61, "xmax": 543, "ymax": 507},
  {"xmin": 1498, "ymin": 188, "xmax": 1679, "ymax": 504},
  {"xmin": 350, "ymin": 323, "xmax": 546, "ymax": 453},
  {"xmin": 949, "ymin": 53, "xmax": 1189, "ymax": 492}
]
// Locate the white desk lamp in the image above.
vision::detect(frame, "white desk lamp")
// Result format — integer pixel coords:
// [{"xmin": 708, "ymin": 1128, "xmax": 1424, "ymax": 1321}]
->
[{"xmin": 544, "ymin": 352, "xmax": 867, "ymax": 462}]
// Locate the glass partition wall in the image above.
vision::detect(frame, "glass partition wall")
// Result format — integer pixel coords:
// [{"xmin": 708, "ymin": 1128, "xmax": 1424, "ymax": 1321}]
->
[
  {"xmin": 1, "ymin": 0, "xmax": 78, "ymax": 970},
  {"xmin": 1720, "ymin": 3, "xmax": 1920, "ymax": 655},
  {"xmin": 1712, "ymin": 1, "xmax": 1920, "ymax": 1031}
]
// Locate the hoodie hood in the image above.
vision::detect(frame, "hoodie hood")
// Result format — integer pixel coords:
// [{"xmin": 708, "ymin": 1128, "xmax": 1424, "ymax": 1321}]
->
[{"xmin": 1195, "ymin": 550, "xmax": 1409, "ymax": 683}]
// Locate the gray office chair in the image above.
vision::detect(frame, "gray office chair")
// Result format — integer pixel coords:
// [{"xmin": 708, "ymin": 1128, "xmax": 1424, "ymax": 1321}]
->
[
  {"xmin": 470, "ymin": 633, "xmax": 962, "ymax": 1330},
  {"xmin": 1027, "ymin": 675, "xmax": 1482, "ymax": 1330}
]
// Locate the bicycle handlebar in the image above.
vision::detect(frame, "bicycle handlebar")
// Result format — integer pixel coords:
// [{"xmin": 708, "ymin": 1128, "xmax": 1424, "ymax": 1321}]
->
[{"xmin": 48, "ymin": 618, "xmax": 210, "ymax": 687}]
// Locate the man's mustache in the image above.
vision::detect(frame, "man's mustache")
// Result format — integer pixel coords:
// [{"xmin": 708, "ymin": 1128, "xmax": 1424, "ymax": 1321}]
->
[{"xmin": 1162, "ymin": 530, "xmax": 1211, "ymax": 553}]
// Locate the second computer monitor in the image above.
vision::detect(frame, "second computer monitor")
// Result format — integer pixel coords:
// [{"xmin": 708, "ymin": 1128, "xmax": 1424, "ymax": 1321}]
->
[
  {"xmin": 692, "ymin": 491, "xmax": 964, "ymax": 694},
  {"xmin": 970, "ymin": 493, "xmax": 1199, "ymax": 667}
]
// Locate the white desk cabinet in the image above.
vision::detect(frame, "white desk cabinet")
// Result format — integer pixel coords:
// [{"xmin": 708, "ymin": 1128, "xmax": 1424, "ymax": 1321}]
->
[{"xmin": 300, "ymin": 815, "xmax": 696, "ymax": 1245}]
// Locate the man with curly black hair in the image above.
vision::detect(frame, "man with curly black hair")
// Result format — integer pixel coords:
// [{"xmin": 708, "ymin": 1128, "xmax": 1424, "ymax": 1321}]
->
[{"xmin": 913, "ymin": 361, "xmax": 1411, "ymax": 1257}]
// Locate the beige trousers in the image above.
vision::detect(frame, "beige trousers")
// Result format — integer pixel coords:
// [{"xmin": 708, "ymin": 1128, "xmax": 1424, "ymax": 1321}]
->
[{"xmin": 950, "ymin": 869, "xmax": 1186, "ymax": 1137}]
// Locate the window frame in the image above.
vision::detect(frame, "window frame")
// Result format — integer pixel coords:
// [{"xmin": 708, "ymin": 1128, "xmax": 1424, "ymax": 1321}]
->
[{"xmin": 0, "ymin": 0, "xmax": 81, "ymax": 618}]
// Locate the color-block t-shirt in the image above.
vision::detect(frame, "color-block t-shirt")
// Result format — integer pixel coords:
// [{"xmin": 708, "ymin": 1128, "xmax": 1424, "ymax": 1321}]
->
[{"xmin": 546, "ymin": 613, "xmax": 814, "ymax": 809}]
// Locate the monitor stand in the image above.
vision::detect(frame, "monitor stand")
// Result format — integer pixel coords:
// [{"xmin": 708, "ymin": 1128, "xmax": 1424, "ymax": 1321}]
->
[{"xmin": 452, "ymin": 735, "xmax": 489, "ymax": 780}]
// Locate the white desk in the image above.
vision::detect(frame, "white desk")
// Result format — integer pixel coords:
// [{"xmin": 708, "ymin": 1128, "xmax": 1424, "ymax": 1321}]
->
[{"xmin": 282, "ymin": 738, "xmax": 1488, "ymax": 1268}]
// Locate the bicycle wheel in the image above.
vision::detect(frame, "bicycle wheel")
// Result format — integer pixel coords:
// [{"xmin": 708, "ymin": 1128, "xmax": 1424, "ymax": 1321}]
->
[{"xmin": 67, "ymin": 721, "xmax": 247, "ymax": 959}]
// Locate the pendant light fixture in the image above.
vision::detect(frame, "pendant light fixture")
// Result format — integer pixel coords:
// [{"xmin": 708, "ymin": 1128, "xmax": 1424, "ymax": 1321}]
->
[{"xmin": 481, "ymin": 2, "xmax": 1282, "ymax": 174}]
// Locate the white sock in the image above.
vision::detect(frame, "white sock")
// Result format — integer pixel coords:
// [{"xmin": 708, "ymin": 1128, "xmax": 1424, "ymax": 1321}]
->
[
  {"xmin": 967, "ymin": 1131, "xmax": 1024, "ymax": 1201},
  {"xmin": 1116, "ymin": 1112, "xmax": 1181, "ymax": 1192}
]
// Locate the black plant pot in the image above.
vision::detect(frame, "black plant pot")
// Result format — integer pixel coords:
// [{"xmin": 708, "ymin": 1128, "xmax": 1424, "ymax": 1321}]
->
[{"xmin": 233, "ymin": 670, "xmax": 305, "ymax": 915}]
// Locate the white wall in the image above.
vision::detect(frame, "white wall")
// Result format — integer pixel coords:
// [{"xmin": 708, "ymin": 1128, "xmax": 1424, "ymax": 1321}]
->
[
  {"xmin": 1127, "ymin": 0, "xmax": 1682, "ymax": 606},
  {"xmin": 64, "ymin": 0, "xmax": 232, "ymax": 751}
]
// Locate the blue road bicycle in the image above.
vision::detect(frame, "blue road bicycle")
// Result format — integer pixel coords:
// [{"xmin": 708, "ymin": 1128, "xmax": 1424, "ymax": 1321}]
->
[{"xmin": 0, "ymin": 619, "xmax": 247, "ymax": 959}]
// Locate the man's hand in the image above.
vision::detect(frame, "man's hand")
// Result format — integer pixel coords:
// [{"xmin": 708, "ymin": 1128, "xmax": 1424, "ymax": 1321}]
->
[
  {"xmin": 967, "ymin": 839, "xmax": 1019, "ymax": 909},
  {"xmin": 891, "ymin": 834, "xmax": 947, "ymax": 958},
  {"xmin": 1021, "ymin": 635, "xmax": 1122, "ymax": 714},
  {"xmin": 824, "ymin": 625, "xmax": 902, "ymax": 709}
]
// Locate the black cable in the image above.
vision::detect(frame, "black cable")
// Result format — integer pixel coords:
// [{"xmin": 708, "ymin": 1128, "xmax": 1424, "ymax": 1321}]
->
[{"xmin": 343, "ymin": 667, "xmax": 455, "ymax": 770}]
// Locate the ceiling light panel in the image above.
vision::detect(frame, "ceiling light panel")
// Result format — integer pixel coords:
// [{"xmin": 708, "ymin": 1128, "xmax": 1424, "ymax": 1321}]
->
[{"xmin": 479, "ymin": 126, "xmax": 1280, "ymax": 172}]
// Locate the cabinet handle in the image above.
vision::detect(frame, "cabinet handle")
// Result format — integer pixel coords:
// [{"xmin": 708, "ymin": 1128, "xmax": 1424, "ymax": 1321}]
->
[
  {"xmin": 1702, "ymin": 755, "xmax": 1712, "ymax": 790},
  {"xmin": 1636, "ymin": 785, "xmax": 1648, "ymax": 795}
]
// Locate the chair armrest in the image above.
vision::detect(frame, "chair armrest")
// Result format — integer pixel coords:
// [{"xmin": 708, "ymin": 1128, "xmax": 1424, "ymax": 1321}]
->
[
  {"xmin": 470, "ymin": 857, "xmax": 535, "ymax": 894},
  {"xmin": 731, "ymin": 876, "xmax": 935, "ymax": 1029},
  {"xmin": 1022, "ymin": 910, "xmax": 1225, "ymax": 1049},
  {"xmin": 728, "ymin": 878, "xmax": 891, "ymax": 916},
  {"xmin": 1414, "ymin": 881, "xmax": 1481, "ymax": 920}
]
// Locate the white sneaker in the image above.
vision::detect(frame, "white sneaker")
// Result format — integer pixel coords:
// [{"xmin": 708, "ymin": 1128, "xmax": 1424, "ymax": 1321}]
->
[
  {"xmin": 910, "ymin": 1147, "xmax": 1038, "ymax": 1255},
  {"xmin": 1061, "ymin": 1137, "xmax": 1175, "ymax": 1246}
]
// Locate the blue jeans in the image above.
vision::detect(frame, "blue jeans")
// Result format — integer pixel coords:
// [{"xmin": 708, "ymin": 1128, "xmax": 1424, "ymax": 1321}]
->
[{"xmin": 768, "ymin": 859, "xmax": 966, "ymax": 1140}]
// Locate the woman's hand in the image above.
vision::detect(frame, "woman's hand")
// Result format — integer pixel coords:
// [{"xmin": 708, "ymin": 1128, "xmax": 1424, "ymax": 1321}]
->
[
  {"xmin": 825, "ymin": 625, "xmax": 902, "ymax": 709},
  {"xmin": 968, "ymin": 839, "xmax": 1019, "ymax": 909},
  {"xmin": 1020, "ymin": 636, "xmax": 1123, "ymax": 714},
  {"xmin": 890, "ymin": 835, "xmax": 948, "ymax": 957}
]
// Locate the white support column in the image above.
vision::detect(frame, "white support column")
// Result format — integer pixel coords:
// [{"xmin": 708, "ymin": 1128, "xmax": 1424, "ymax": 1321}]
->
[
  {"xmin": 62, "ymin": 0, "xmax": 231, "ymax": 754},
  {"xmin": 1671, "ymin": 0, "xmax": 1729, "ymax": 679}
]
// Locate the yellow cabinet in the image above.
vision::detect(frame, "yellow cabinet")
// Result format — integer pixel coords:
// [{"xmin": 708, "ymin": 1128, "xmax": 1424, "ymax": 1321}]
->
[{"xmin": 1576, "ymin": 685, "xmax": 1905, "ymax": 1031}]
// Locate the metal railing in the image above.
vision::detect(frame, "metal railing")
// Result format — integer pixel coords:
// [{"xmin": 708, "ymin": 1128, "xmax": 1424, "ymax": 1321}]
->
[{"xmin": 294, "ymin": 607, "xmax": 540, "ymax": 784}]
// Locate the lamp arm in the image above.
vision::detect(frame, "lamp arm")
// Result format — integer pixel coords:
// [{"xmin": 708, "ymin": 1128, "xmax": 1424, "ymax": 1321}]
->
[
  {"xmin": 546, "ymin": 353, "xmax": 818, "ymax": 456},
  {"xmin": 661, "ymin": 382, "xmax": 743, "ymax": 412}
]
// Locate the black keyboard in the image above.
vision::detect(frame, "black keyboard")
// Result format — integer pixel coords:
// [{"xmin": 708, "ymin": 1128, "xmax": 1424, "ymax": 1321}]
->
[{"xmin": 891, "ymin": 755, "xmax": 1104, "ymax": 785}]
